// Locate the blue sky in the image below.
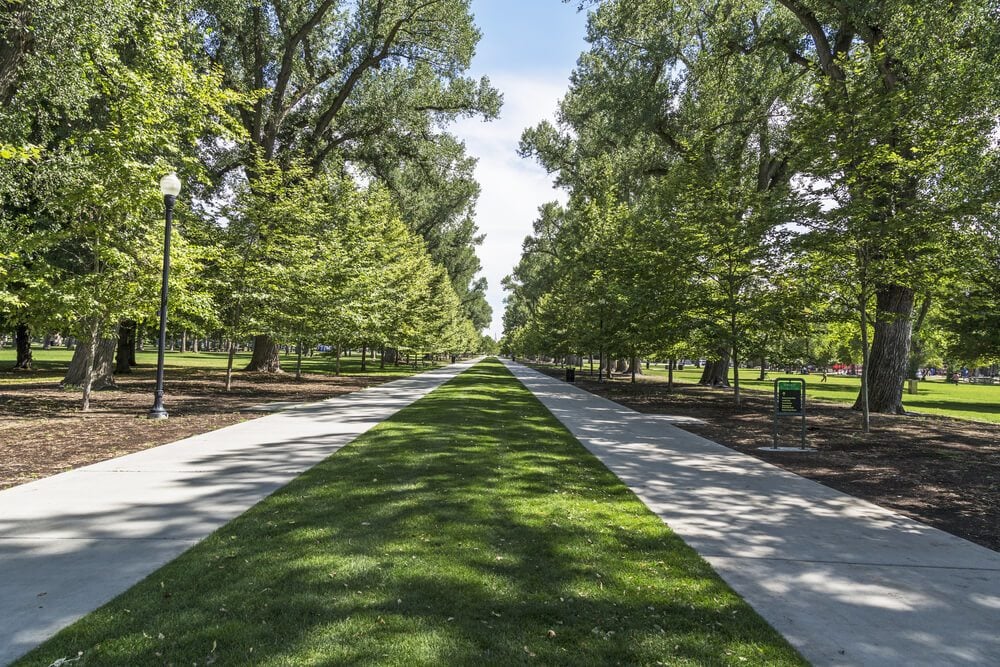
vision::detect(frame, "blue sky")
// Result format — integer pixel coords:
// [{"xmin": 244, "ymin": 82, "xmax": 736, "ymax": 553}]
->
[
  {"xmin": 451, "ymin": 0, "xmax": 590, "ymax": 337},
  {"xmin": 468, "ymin": 1, "xmax": 589, "ymax": 78}
]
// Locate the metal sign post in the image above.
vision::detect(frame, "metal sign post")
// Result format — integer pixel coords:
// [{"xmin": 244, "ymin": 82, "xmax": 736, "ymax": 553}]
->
[{"xmin": 767, "ymin": 378, "xmax": 809, "ymax": 451}]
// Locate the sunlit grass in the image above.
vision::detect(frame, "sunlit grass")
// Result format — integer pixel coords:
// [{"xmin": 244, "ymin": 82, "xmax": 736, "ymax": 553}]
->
[
  {"xmin": 0, "ymin": 346, "xmax": 437, "ymax": 385},
  {"xmin": 15, "ymin": 359, "xmax": 804, "ymax": 666},
  {"xmin": 628, "ymin": 364, "xmax": 1000, "ymax": 424}
]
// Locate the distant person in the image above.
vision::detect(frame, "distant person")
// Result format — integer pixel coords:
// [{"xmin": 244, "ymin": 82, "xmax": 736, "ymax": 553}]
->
[{"xmin": 821, "ymin": 370, "xmax": 828, "ymax": 383}]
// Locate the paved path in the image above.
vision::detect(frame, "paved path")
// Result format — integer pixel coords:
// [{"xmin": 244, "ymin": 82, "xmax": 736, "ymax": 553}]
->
[
  {"xmin": 0, "ymin": 360, "xmax": 479, "ymax": 665},
  {"xmin": 504, "ymin": 361, "xmax": 1000, "ymax": 667}
]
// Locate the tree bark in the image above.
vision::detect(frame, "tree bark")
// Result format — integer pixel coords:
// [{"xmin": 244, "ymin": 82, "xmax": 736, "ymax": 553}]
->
[
  {"xmin": 731, "ymin": 315, "xmax": 742, "ymax": 408},
  {"xmin": 668, "ymin": 358, "xmax": 675, "ymax": 392},
  {"xmin": 907, "ymin": 296, "xmax": 931, "ymax": 379},
  {"xmin": 225, "ymin": 340, "xmax": 237, "ymax": 391},
  {"xmin": 128, "ymin": 326, "xmax": 138, "ymax": 366},
  {"xmin": 853, "ymin": 284, "xmax": 913, "ymax": 414},
  {"xmin": 361, "ymin": 343, "xmax": 367, "ymax": 371},
  {"xmin": 13, "ymin": 323, "xmax": 31, "ymax": 370},
  {"xmin": 245, "ymin": 334, "xmax": 282, "ymax": 372},
  {"xmin": 699, "ymin": 352, "xmax": 731, "ymax": 387},
  {"xmin": 858, "ymin": 290, "xmax": 871, "ymax": 433},
  {"xmin": 115, "ymin": 319, "xmax": 136, "ymax": 374},
  {"xmin": 64, "ymin": 330, "xmax": 117, "ymax": 390}
]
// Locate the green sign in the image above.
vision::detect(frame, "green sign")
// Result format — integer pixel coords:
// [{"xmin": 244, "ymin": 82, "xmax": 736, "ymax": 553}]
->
[
  {"xmin": 777, "ymin": 381, "xmax": 803, "ymax": 415},
  {"xmin": 772, "ymin": 378, "xmax": 807, "ymax": 449}
]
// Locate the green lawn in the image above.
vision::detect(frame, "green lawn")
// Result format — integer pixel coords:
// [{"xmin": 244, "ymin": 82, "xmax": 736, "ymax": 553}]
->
[
  {"xmin": 0, "ymin": 346, "xmax": 437, "ymax": 384},
  {"xmin": 15, "ymin": 359, "xmax": 804, "ymax": 666},
  {"xmin": 635, "ymin": 365, "xmax": 1000, "ymax": 424}
]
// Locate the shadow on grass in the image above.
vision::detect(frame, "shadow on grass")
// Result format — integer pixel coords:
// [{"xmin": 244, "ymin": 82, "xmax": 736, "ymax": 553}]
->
[{"xmin": 12, "ymin": 361, "xmax": 803, "ymax": 666}]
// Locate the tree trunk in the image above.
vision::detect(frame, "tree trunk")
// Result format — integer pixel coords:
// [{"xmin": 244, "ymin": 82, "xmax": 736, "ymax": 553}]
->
[
  {"xmin": 853, "ymin": 284, "xmax": 913, "ymax": 414},
  {"xmin": 13, "ymin": 323, "xmax": 31, "ymax": 370},
  {"xmin": 335, "ymin": 344, "xmax": 341, "ymax": 376},
  {"xmin": 225, "ymin": 341, "xmax": 237, "ymax": 391},
  {"xmin": 758, "ymin": 356, "xmax": 767, "ymax": 381},
  {"xmin": 907, "ymin": 296, "xmax": 931, "ymax": 379},
  {"xmin": 668, "ymin": 358, "xmax": 675, "ymax": 392},
  {"xmin": 128, "ymin": 326, "xmax": 138, "ymax": 366},
  {"xmin": 630, "ymin": 356, "xmax": 642, "ymax": 376},
  {"xmin": 181, "ymin": 330, "xmax": 187, "ymax": 353},
  {"xmin": 732, "ymin": 347, "xmax": 741, "ymax": 408},
  {"xmin": 295, "ymin": 340, "xmax": 303, "ymax": 380},
  {"xmin": 115, "ymin": 319, "xmax": 136, "ymax": 374},
  {"xmin": 615, "ymin": 358, "xmax": 627, "ymax": 373},
  {"xmin": 731, "ymin": 316, "xmax": 741, "ymax": 408},
  {"xmin": 857, "ymin": 290, "xmax": 871, "ymax": 433},
  {"xmin": 80, "ymin": 326, "xmax": 100, "ymax": 412},
  {"xmin": 64, "ymin": 327, "xmax": 117, "ymax": 393},
  {"xmin": 699, "ymin": 352, "xmax": 730, "ymax": 387},
  {"xmin": 245, "ymin": 334, "xmax": 282, "ymax": 372},
  {"xmin": 380, "ymin": 346, "xmax": 385, "ymax": 369},
  {"xmin": 361, "ymin": 343, "xmax": 367, "ymax": 371}
]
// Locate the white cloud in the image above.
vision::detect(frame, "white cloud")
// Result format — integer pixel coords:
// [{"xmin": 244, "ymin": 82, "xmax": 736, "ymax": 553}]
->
[{"xmin": 452, "ymin": 72, "xmax": 570, "ymax": 337}]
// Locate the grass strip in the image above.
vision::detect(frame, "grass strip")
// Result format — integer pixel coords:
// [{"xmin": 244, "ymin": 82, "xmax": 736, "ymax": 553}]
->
[{"xmin": 16, "ymin": 359, "xmax": 805, "ymax": 666}]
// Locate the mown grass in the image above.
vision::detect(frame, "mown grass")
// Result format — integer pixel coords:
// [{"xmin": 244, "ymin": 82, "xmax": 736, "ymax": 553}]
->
[
  {"xmin": 0, "ymin": 347, "xmax": 436, "ymax": 384},
  {"xmin": 631, "ymin": 364, "xmax": 1000, "ymax": 424},
  {"xmin": 15, "ymin": 359, "xmax": 804, "ymax": 666}
]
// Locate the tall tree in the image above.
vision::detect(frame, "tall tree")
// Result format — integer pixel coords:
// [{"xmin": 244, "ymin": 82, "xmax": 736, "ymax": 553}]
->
[
  {"xmin": 198, "ymin": 0, "xmax": 500, "ymax": 369},
  {"xmin": 772, "ymin": 0, "xmax": 1000, "ymax": 413}
]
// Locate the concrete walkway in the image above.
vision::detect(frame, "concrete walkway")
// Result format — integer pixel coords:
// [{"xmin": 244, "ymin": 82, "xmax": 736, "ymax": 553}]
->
[
  {"xmin": 504, "ymin": 361, "xmax": 1000, "ymax": 667},
  {"xmin": 0, "ymin": 359, "xmax": 479, "ymax": 665}
]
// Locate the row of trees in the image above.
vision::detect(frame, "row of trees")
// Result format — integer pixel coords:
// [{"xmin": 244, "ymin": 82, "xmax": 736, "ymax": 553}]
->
[
  {"xmin": 502, "ymin": 0, "xmax": 999, "ymax": 429},
  {"xmin": 0, "ymin": 0, "xmax": 499, "ymax": 408}
]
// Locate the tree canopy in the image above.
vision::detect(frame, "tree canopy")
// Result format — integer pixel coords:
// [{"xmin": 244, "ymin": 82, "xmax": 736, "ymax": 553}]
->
[{"xmin": 504, "ymin": 0, "xmax": 1000, "ymax": 421}]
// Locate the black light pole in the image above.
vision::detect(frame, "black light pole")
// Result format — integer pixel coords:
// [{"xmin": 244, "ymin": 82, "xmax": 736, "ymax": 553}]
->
[{"xmin": 149, "ymin": 172, "xmax": 181, "ymax": 419}]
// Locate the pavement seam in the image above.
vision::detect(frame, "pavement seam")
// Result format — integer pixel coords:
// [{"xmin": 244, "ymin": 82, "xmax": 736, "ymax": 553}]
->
[
  {"xmin": 701, "ymin": 554, "xmax": 1000, "ymax": 572},
  {"xmin": 0, "ymin": 537, "xmax": 200, "ymax": 542}
]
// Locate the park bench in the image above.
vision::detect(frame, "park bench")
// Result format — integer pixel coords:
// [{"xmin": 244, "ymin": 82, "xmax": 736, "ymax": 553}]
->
[{"xmin": 968, "ymin": 377, "xmax": 997, "ymax": 385}]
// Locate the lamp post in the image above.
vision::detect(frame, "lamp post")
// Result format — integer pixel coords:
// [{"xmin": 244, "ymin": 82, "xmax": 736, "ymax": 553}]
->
[{"xmin": 149, "ymin": 172, "xmax": 181, "ymax": 419}]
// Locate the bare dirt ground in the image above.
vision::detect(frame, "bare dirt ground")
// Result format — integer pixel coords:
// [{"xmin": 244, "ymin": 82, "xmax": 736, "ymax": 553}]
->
[
  {"xmin": 0, "ymin": 366, "xmax": 387, "ymax": 490},
  {"xmin": 533, "ymin": 366, "xmax": 1000, "ymax": 552}
]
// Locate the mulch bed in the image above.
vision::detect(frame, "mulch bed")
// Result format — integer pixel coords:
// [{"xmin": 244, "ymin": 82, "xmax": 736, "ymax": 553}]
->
[
  {"xmin": 533, "ymin": 366, "xmax": 1000, "ymax": 552},
  {"xmin": 0, "ymin": 365, "xmax": 386, "ymax": 490}
]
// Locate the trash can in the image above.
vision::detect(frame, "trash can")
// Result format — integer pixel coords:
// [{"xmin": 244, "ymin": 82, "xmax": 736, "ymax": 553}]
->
[
  {"xmin": 566, "ymin": 367, "xmax": 576, "ymax": 382},
  {"xmin": 907, "ymin": 379, "xmax": 919, "ymax": 395}
]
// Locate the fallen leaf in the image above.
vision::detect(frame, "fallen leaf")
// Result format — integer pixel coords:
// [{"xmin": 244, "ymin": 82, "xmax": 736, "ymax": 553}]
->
[{"xmin": 547, "ymin": 630, "xmax": 556, "ymax": 639}]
